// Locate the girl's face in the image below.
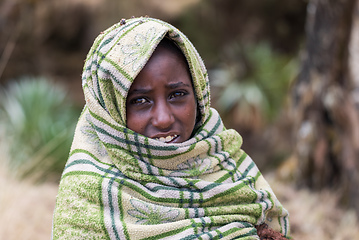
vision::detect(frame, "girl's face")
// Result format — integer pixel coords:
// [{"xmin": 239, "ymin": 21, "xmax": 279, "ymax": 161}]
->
[{"xmin": 126, "ymin": 45, "xmax": 197, "ymax": 143}]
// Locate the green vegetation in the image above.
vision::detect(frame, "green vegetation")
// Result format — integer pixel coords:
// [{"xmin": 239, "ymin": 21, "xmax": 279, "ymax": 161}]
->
[
  {"xmin": 0, "ymin": 77, "xmax": 80, "ymax": 182},
  {"xmin": 211, "ymin": 42, "xmax": 298, "ymax": 127}
]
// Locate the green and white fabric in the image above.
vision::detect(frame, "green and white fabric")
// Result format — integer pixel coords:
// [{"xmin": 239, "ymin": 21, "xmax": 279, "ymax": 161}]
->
[{"xmin": 52, "ymin": 17, "xmax": 290, "ymax": 239}]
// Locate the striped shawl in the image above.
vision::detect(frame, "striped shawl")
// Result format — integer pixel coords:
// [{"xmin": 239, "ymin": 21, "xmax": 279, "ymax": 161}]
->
[{"xmin": 52, "ymin": 17, "xmax": 290, "ymax": 239}]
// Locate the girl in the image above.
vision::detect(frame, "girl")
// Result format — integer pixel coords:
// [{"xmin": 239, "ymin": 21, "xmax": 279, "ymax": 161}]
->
[{"xmin": 52, "ymin": 17, "xmax": 290, "ymax": 239}]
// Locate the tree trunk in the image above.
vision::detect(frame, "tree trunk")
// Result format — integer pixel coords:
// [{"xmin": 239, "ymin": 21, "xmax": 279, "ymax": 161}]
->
[{"xmin": 292, "ymin": 0, "xmax": 359, "ymax": 215}]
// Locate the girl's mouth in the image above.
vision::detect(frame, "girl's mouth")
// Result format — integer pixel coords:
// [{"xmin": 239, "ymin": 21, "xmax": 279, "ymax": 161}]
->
[{"xmin": 154, "ymin": 135, "xmax": 178, "ymax": 143}]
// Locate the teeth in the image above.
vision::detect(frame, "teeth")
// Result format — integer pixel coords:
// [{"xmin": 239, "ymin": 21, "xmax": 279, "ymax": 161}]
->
[{"xmin": 155, "ymin": 135, "xmax": 177, "ymax": 143}]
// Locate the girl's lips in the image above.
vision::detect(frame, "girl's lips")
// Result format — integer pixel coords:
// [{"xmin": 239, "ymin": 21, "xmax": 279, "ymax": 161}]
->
[{"xmin": 153, "ymin": 135, "xmax": 178, "ymax": 143}]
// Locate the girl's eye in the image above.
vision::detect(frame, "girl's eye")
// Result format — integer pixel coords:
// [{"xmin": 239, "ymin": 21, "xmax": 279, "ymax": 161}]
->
[
  {"xmin": 170, "ymin": 91, "xmax": 186, "ymax": 99},
  {"xmin": 130, "ymin": 97, "xmax": 147, "ymax": 104}
]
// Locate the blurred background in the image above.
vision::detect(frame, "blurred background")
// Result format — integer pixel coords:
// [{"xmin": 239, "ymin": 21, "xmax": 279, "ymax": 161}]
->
[{"xmin": 1, "ymin": 0, "xmax": 359, "ymax": 239}]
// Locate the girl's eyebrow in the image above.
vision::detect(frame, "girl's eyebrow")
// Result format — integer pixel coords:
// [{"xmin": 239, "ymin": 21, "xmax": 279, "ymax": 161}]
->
[
  {"xmin": 167, "ymin": 82, "xmax": 191, "ymax": 89},
  {"xmin": 128, "ymin": 88, "xmax": 151, "ymax": 95},
  {"xmin": 128, "ymin": 82, "xmax": 191, "ymax": 96}
]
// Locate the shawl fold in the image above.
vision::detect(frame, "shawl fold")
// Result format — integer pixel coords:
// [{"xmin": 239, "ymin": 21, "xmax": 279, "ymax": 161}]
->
[{"xmin": 52, "ymin": 17, "xmax": 290, "ymax": 240}]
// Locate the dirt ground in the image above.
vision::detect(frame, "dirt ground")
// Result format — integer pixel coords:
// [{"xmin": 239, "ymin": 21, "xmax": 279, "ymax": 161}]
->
[
  {"xmin": 1, "ymin": 164, "xmax": 358, "ymax": 240},
  {"xmin": 0, "ymin": 164, "xmax": 58, "ymax": 240}
]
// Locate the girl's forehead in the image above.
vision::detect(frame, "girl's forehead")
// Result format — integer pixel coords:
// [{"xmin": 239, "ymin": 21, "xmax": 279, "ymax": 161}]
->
[
  {"xmin": 127, "ymin": 39, "xmax": 193, "ymax": 92},
  {"xmin": 156, "ymin": 37, "xmax": 188, "ymax": 64},
  {"xmin": 129, "ymin": 45, "xmax": 193, "ymax": 91}
]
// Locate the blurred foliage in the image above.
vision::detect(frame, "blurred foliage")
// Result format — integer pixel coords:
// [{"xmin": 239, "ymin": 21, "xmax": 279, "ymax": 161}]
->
[
  {"xmin": 175, "ymin": 0, "xmax": 307, "ymax": 68},
  {"xmin": 0, "ymin": 77, "xmax": 81, "ymax": 182},
  {"xmin": 211, "ymin": 42, "xmax": 298, "ymax": 127}
]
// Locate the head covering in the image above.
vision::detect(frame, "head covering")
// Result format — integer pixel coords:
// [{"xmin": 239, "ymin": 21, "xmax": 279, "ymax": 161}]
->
[
  {"xmin": 82, "ymin": 17, "xmax": 210, "ymax": 127},
  {"xmin": 52, "ymin": 17, "xmax": 290, "ymax": 239}
]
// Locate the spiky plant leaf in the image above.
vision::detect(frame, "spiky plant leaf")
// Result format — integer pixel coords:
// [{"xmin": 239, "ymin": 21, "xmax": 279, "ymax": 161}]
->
[{"xmin": 0, "ymin": 77, "xmax": 80, "ymax": 182}]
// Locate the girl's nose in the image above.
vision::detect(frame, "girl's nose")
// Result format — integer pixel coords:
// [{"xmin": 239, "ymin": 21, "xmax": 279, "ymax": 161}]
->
[{"xmin": 151, "ymin": 103, "xmax": 175, "ymax": 130}]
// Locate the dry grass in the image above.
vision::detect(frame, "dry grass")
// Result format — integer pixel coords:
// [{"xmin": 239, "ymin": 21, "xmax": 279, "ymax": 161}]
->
[
  {"xmin": 266, "ymin": 173, "xmax": 359, "ymax": 240},
  {"xmin": 1, "ymin": 162, "xmax": 358, "ymax": 239}
]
